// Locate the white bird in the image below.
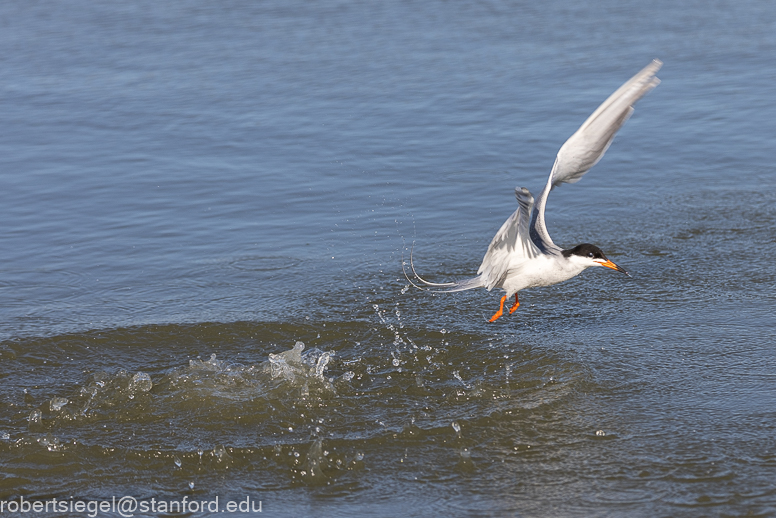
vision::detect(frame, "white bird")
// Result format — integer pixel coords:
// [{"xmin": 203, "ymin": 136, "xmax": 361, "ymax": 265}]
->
[{"xmin": 409, "ymin": 60, "xmax": 662, "ymax": 322}]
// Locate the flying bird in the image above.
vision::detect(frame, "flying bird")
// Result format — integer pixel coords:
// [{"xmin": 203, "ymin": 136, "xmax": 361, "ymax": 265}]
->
[{"xmin": 408, "ymin": 60, "xmax": 662, "ymax": 322}]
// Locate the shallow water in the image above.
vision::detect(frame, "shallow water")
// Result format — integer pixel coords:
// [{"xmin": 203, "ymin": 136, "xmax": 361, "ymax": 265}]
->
[{"xmin": 1, "ymin": 0, "xmax": 775, "ymax": 516}]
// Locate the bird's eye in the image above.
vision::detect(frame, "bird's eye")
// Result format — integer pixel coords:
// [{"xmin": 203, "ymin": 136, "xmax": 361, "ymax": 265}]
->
[{"xmin": 587, "ymin": 252, "xmax": 594, "ymax": 258}]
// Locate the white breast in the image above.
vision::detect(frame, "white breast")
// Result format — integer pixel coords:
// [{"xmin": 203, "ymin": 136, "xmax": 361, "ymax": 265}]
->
[{"xmin": 501, "ymin": 255, "xmax": 588, "ymax": 295}]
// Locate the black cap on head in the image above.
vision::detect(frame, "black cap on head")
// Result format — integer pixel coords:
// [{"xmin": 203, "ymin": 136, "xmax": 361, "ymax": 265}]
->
[{"xmin": 561, "ymin": 243, "xmax": 608, "ymax": 260}]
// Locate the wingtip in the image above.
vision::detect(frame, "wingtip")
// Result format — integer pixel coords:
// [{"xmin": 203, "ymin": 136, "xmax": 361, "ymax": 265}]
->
[{"xmin": 635, "ymin": 59, "xmax": 662, "ymax": 83}]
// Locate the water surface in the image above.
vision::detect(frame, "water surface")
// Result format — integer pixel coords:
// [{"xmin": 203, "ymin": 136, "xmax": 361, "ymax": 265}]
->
[{"xmin": 1, "ymin": 1, "xmax": 775, "ymax": 516}]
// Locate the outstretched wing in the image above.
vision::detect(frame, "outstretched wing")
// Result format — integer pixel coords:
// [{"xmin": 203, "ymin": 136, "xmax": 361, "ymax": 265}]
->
[
  {"xmin": 473, "ymin": 187, "xmax": 541, "ymax": 291},
  {"xmin": 530, "ymin": 59, "xmax": 662, "ymax": 252}
]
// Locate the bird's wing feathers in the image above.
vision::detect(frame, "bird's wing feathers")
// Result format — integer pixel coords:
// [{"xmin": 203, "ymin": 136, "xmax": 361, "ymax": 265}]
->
[
  {"xmin": 412, "ymin": 61, "xmax": 661, "ymax": 295},
  {"xmin": 531, "ymin": 59, "xmax": 662, "ymax": 252},
  {"xmin": 474, "ymin": 187, "xmax": 541, "ymax": 290},
  {"xmin": 550, "ymin": 59, "xmax": 662, "ymax": 188}
]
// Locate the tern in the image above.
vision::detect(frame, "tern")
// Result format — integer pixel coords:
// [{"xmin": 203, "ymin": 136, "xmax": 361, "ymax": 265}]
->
[{"xmin": 408, "ymin": 60, "xmax": 661, "ymax": 322}]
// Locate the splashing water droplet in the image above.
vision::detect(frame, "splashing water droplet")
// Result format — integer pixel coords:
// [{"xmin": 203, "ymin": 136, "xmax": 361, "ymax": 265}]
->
[
  {"xmin": 213, "ymin": 444, "xmax": 231, "ymax": 463},
  {"xmin": 49, "ymin": 397, "xmax": 68, "ymax": 412},
  {"xmin": 452, "ymin": 421, "xmax": 461, "ymax": 434},
  {"xmin": 39, "ymin": 433, "xmax": 62, "ymax": 452},
  {"xmin": 452, "ymin": 370, "xmax": 471, "ymax": 389},
  {"xmin": 28, "ymin": 409, "xmax": 43, "ymax": 430},
  {"xmin": 130, "ymin": 372, "xmax": 153, "ymax": 392}
]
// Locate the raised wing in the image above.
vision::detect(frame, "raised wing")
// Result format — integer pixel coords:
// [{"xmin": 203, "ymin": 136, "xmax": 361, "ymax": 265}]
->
[
  {"xmin": 475, "ymin": 187, "xmax": 541, "ymax": 290},
  {"xmin": 531, "ymin": 59, "xmax": 662, "ymax": 252},
  {"xmin": 407, "ymin": 190, "xmax": 536, "ymax": 293}
]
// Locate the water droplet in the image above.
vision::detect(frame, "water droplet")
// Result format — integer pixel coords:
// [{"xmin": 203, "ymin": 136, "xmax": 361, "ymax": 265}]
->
[
  {"xmin": 130, "ymin": 372, "xmax": 153, "ymax": 392},
  {"xmin": 174, "ymin": 456, "xmax": 182, "ymax": 468},
  {"xmin": 39, "ymin": 433, "xmax": 62, "ymax": 452},
  {"xmin": 452, "ymin": 421, "xmax": 461, "ymax": 434},
  {"xmin": 596, "ymin": 430, "xmax": 606, "ymax": 436},
  {"xmin": 189, "ymin": 481, "xmax": 195, "ymax": 490},
  {"xmin": 28, "ymin": 409, "xmax": 43, "ymax": 430},
  {"xmin": 49, "ymin": 397, "xmax": 68, "ymax": 412},
  {"xmin": 213, "ymin": 444, "xmax": 231, "ymax": 463}
]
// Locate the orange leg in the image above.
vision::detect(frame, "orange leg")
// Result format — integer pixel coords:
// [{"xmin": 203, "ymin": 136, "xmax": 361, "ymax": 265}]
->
[
  {"xmin": 508, "ymin": 293, "xmax": 520, "ymax": 314},
  {"xmin": 489, "ymin": 295, "xmax": 508, "ymax": 322}
]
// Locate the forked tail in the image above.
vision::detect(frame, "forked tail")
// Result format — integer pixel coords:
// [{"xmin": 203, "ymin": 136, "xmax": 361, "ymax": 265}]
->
[{"xmin": 402, "ymin": 243, "xmax": 485, "ymax": 293}]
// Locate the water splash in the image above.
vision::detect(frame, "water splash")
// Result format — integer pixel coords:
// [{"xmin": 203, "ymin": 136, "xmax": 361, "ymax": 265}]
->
[
  {"xmin": 300, "ymin": 439, "xmax": 326, "ymax": 482},
  {"xmin": 28, "ymin": 409, "xmax": 43, "ymax": 431},
  {"xmin": 452, "ymin": 370, "xmax": 472, "ymax": 389},
  {"xmin": 265, "ymin": 341, "xmax": 335, "ymax": 387},
  {"xmin": 212, "ymin": 444, "xmax": 232, "ymax": 464},
  {"xmin": 49, "ymin": 397, "xmax": 68, "ymax": 412},
  {"xmin": 373, "ymin": 303, "xmax": 418, "ymax": 350},
  {"xmin": 38, "ymin": 433, "xmax": 63, "ymax": 452}
]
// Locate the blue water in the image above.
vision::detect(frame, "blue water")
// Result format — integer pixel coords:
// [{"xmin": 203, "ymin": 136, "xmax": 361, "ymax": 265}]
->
[{"xmin": 1, "ymin": 1, "xmax": 775, "ymax": 516}]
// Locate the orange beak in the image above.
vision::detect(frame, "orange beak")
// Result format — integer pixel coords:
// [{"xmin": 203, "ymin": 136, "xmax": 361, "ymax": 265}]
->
[{"xmin": 599, "ymin": 259, "xmax": 629, "ymax": 276}]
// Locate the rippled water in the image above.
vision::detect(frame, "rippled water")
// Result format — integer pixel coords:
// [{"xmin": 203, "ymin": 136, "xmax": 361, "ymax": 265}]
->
[{"xmin": 1, "ymin": 0, "xmax": 775, "ymax": 516}]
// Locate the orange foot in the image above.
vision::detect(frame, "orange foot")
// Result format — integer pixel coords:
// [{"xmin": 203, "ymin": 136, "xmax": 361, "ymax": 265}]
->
[
  {"xmin": 489, "ymin": 295, "xmax": 508, "ymax": 322},
  {"xmin": 508, "ymin": 294, "xmax": 520, "ymax": 314}
]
